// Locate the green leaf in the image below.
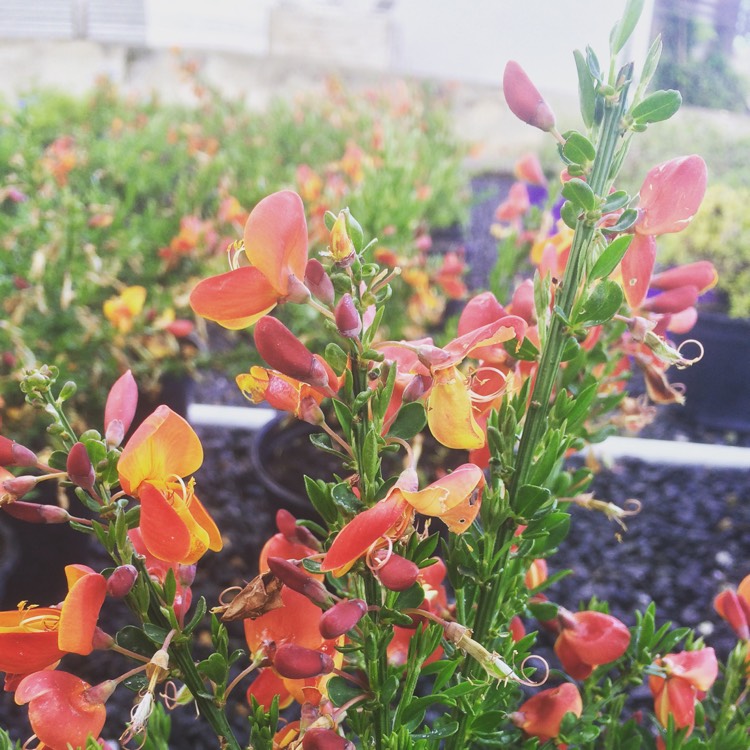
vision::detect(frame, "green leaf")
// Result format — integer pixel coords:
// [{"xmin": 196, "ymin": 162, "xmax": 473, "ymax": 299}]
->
[
  {"xmin": 304, "ymin": 477, "xmax": 337, "ymax": 524},
  {"xmin": 116, "ymin": 625, "xmax": 157, "ymax": 658},
  {"xmin": 639, "ymin": 35, "xmax": 663, "ymax": 94},
  {"xmin": 198, "ymin": 653, "xmax": 228, "ymax": 685},
  {"xmin": 162, "ymin": 567, "xmax": 176, "ymax": 606},
  {"xmin": 182, "ymin": 596, "xmax": 207, "ymax": 636},
  {"xmin": 327, "ymin": 675, "xmax": 365, "ymax": 707},
  {"xmin": 601, "ymin": 207, "xmax": 638, "ymax": 233},
  {"xmin": 564, "ymin": 383, "xmax": 598, "ymax": 431},
  {"xmin": 563, "ymin": 133, "xmax": 596, "ymax": 166},
  {"xmin": 590, "ymin": 234, "xmax": 632, "ymax": 280},
  {"xmin": 631, "ymin": 89, "xmax": 681, "ymax": 124},
  {"xmin": 578, "ymin": 279, "xmax": 625, "ymax": 325},
  {"xmin": 561, "ymin": 178, "xmax": 597, "ymax": 211},
  {"xmin": 47, "ymin": 450, "xmax": 68, "ymax": 471},
  {"xmin": 381, "ymin": 674, "xmax": 400, "ymax": 704},
  {"xmin": 387, "ymin": 402, "xmax": 427, "ymax": 441},
  {"xmin": 361, "ymin": 429, "xmax": 380, "ymax": 484},
  {"xmin": 560, "ymin": 200, "xmax": 580, "ymax": 229},
  {"xmin": 515, "ymin": 485, "xmax": 551, "ymax": 518},
  {"xmin": 574, "ymin": 49, "xmax": 597, "ymax": 129},
  {"xmin": 331, "ymin": 482, "xmax": 362, "ymax": 515},
  {"xmin": 610, "ymin": 0, "xmax": 645, "ymax": 55},
  {"xmin": 600, "ymin": 190, "xmax": 631, "ymax": 214},
  {"xmin": 413, "ymin": 722, "xmax": 459, "ymax": 740},
  {"xmin": 374, "ymin": 360, "xmax": 398, "ymax": 422},
  {"xmin": 324, "ymin": 343, "xmax": 349, "ymax": 374},
  {"xmin": 331, "ymin": 399, "xmax": 352, "ymax": 440},
  {"xmin": 394, "ymin": 583, "xmax": 426, "ymax": 611},
  {"xmin": 143, "ymin": 623, "xmax": 170, "ymax": 645},
  {"xmin": 528, "ymin": 599, "xmax": 559, "ymax": 621},
  {"xmin": 505, "ymin": 336, "xmax": 539, "ymax": 362}
]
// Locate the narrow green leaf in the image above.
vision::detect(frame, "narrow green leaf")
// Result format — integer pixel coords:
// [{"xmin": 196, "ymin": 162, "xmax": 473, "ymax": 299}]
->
[
  {"xmin": 362, "ymin": 429, "xmax": 380, "ymax": 484},
  {"xmin": 610, "ymin": 0, "xmax": 645, "ymax": 55},
  {"xmin": 324, "ymin": 343, "xmax": 349, "ymax": 374},
  {"xmin": 574, "ymin": 49, "xmax": 597, "ymax": 128},
  {"xmin": 561, "ymin": 178, "xmax": 597, "ymax": 211},
  {"xmin": 639, "ymin": 35, "xmax": 663, "ymax": 94},
  {"xmin": 331, "ymin": 482, "xmax": 362, "ymax": 515},
  {"xmin": 162, "ymin": 567, "xmax": 177, "ymax": 606},
  {"xmin": 590, "ymin": 235, "xmax": 632, "ymax": 280},
  {"xmin": 331, "ymin": 399, "xmax": 352, "ymax": 441},
  {"xmin": 600, "ymin": 190, "xmax": 631, "ymax": 214},
  {"xmin": 413, "ymin": 722, "xmax": 459, "ymax": 740},
  {"xmin": 515, "ymin": 485, "xmax": 551, "ymax": 518},
  {"xmin": 631, "ymin": 89, "xmax": 681, "ymax": 124},
  {"xmin": 304, "ymin": 477, "xmax": 337, "ymax": 524},
  {"xmin": 601, "ymin": 207, "xmax": 638, "ymax": 233},
  {"xmin": 578, "ymin": 279, "xmax": 625, "ymax": 325},
  {"xmin": 182, "ymin": 596, "xmax": 207, "ymax": 636}
]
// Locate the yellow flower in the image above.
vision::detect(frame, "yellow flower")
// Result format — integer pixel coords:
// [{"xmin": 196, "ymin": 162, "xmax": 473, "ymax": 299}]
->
[{"xmin": 103, "ymin": 286, "xmax": 147, "ymax": 333}]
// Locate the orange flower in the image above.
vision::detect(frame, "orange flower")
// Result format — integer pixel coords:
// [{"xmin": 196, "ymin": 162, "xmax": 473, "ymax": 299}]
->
[
  {"xmin": 118, "ymin": 405, "xmax": 222, "ymax": 564},
  {"xmin": 649, "ymin": 648, "xmax": 718, "ymax": 734},
  {"xmin": 190, "ymin": 190, "xmax": 310, "ymax": 329},
  {"xmin": 510, "ymin": 682, "xmax": 582, "ymax": 744},
  {"xmin": 0, "ymin": 564, "xmax": 106, "ymax": 676},
  {"xmin": 714, "ymin": 574, "xmax": 750, "ymax": 640},
  {"xmin": 15, "ymin": 671, "xmax": 113, "ymax": 749},
  {"xmin": 554, "ymin": 608, "xmax": 630, "ymax": 680}
]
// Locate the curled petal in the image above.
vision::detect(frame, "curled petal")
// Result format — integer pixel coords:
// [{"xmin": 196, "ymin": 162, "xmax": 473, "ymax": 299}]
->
[
  {"xmin": 58, "ymin": 565, "xmax": 107, "ymax": 655},
  {"xmin": 426, "ymin": 368, "xmax": 485, "ymax": 451}
]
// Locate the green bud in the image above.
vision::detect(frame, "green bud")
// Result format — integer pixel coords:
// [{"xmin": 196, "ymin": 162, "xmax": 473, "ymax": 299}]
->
[{"xmin": 58, "ymin": 381, "xmax": 77, "ymax": 401}]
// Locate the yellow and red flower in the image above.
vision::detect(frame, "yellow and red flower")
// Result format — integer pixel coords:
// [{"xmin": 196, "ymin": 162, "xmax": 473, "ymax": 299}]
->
[{"xmin": 118, "ymin": 405, "xmax": 222, "ymax": 565}]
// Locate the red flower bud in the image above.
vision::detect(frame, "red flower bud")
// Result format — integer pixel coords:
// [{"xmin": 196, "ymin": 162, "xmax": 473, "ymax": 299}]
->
[
  {"xmin": 2, "ymin": 475, "xmax": 38, "ymax": 498},
  {"xmin": 104, "ymin": 370, "xmax": 138, "ymax": 440},
  {"xmin": 67, "ymin": 442, "xmax": 96, "ymax": 493},
  {"xmin": 319, "ymin": 599, "xmax": 368, "ymax": 639},
  {"xmin": 302, "ymin": 727, "xmax": 352, "ymax": 750},
  {"xmin": 273, "ymin": 643, "xmax": 334, "ymax": 679},
  {"xmin": 276, "ymin": 509, "xmax": 319, "ymax": 548},
  {"xmin": 254, "ymin": 317, "xmax": 329, "ymax": 388},
  {"xmin": 402, "ymin": 374, "xmax": 432, "ymax": 403},
  {"xmin": 304, "ymin": 259, "xmax": 335, "ymax": 306},
  {"xmin": 106, "ymin": 565, "xmax": 138, "ymax": 598},
  {"xmin": 375, "ymin": 553, "xmax": 420, "ymax": 592},
  {"xmin": 334, "ymin": 294, "xmax": 362, "ymax": 339},
  {"xmin": 0, "ymin": 436, "xmax": 38, "ymax": 467},
  {"xmin": 503, "ymin": 61, "xmax": 556, "ymax": 132},
  {"xmin": 267, "ymin": 557, "xmax": 330, "ymax": 605},
  {"xmin": 2, "ymin": 500, "xmax": 70, "ymax": 524},
  {"xmin": 165, "ymin": 319, "xmax": 195, "ymax": 338},
  {"xmin": 177, "ymin": 563, "xmax": 197, "ymax": 587}
]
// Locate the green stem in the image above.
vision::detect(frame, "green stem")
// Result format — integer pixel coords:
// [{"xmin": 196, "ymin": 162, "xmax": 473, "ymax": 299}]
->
[{"xmin": 362, "ymin": 573, "xmax": 389, "ymax": 749}]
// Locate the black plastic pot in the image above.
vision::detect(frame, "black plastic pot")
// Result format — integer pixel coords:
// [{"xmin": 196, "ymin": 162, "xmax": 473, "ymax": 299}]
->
[{"xmin": 670, "ymin": 312, "xmax": 750, "ymax": 432}]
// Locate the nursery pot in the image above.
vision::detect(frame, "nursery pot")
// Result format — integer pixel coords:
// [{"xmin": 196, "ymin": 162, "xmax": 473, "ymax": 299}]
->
[{"xmin": 670, "ymin": 312, "xmax": 750, "ymax": 432}]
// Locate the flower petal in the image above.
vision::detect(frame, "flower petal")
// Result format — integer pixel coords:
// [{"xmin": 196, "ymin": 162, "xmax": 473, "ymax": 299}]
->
[
  {"xmin": 427, "ymin": 368, "xmax": 485, "ymax": 450},
  {"xmin": 57, "ymin": 566, "xmax": 107, "ymax": 655},
  {"xmin": 620, "ymin": 233, "xmax": 656, "ymax": 309}
]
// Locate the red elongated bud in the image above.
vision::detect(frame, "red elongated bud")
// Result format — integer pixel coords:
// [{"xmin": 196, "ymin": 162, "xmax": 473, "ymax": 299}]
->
[
  {"xmin": 106, "ymin": 565, "xmax": 138, "ymax": 598},
  {"xmin": 276, "ymin": 509, "xmax": 319, "ymax": 548},
  {"xmin": 0, "ymin": 436, "xmax": 38, "ymax": 467},
  {"xmin": 302, "ymin": 727, "xmax": 352, "ymax": 750},
  {"xmin": 2, "ymin": 500, "xmax": 70, "ymax": 523},
  {"xmin": 177, "ymin": 563, "xmax": 197, "ymax": 587},
  {"xmin": 376, "ymin": 553, "xmax": 420, "ymax": 592},
  {"xmin": 319, "ymin": 599, "xmax": 367, "ymax": 639},
  {"xmin": 273, "ymin": 643, "xmax": 334, "ymax": 679},
  {"xmin": 104, "ymin": 370, "xmax": 138, "ymax": 439},
  {"xmin": 334, "ymin": 294, "xmax": 362, "ymax": 339},
  {"xmin": 503, "ymin": 61, "xmax": 556, "ymax": 132},
  {"xmin": 67, "ymin": 442, "xmax": 96, "ymax": 493},
  {"xmin": 254, "ymin": 317, "xmax": 329, "ymax": 388},
  {"xmin": 2, "ymin": 475, "xmax": 38, "ymax": 498},
  {"xmin": 402, "ymin": 374, "xmax": 432, "ymax": 403},
  {"xmin": 304, "ymin": 259, "xmax": 335, "ymax": 306},
  {"xmin": 267, "ymin": 557, "xmax": 330, "ymax": 605}
]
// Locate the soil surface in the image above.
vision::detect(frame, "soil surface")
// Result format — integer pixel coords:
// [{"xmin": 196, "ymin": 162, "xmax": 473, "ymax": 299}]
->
[{"xmin": 2, "ymin": 175, "xmax": 749, "ymax": 746}]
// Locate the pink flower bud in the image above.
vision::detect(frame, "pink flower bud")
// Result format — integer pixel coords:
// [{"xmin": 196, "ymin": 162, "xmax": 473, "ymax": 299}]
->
[
  {"xmin": 636, "ymin": 155, "xmax": 707, "ymax": 236},
  {"xmin": 299, "ymin": 396, "xmax": 326, "ymax": 426},
  {"xmin": 67, "ymin": 442, "xmax": 96, "ymax": 493},
  {"xmin": 319, "ymin": 599, "xmax": 368, "ymax": 639},
  {"xmin": 273, "ymin": 643, "xmax": 334, "ymax": 679},
  {"xmin": 503, "ymin": 61, "xmax": 556, "ymax": 132},
  {"xmin": 106, "ymin": 565, "xmax": 138, "ymax": 598},
  {"xmin": 375, "ymin": 553, "xmax": 420, "ymax": 592},
  {"xmin": 0, "ymin": 436, "xmax": 38, "ymax": 468},
  {"xmin": 334, "ymin": 294, "xmax": 362, "ymax": 339},
  {"xmin": 402, "ymin": 374, "xmax": 432, "ymax": 404},
  {"xmin": 276, "ymin": 509, "xmax": 298, "ymax": 539},
  {"xmin": 254, "ymin": 317, "xmax": 329, "ymax": 389},
  {"xmin": 104, "ymin": 370, "xmax": 138, "ymax": 438},
  {"xmin": 177, "ymin": 563, "xmax": 197, "ymax": 587},
  {"xmin": 2, "ymin": 475, "xmax": 38, "ymax": 498},
  {"xmin": 267, "ymin": 557, "xmax": 330, "ymax": 605},
  {"xmin": 302, "ymin": 728, "xmax": 353, "ymax": 750},
  {"xmin": 104, "ymin": 419, "xmax": 126, "ymax": 449},
  {"xmin": 2, "ymin": 500, "xmax": 70, "ymax": 524},
  {"xmin": 304, "ymin": 259, "xmax": 335, "ymax": 306},
  {"xmin": 91, "ymin": 627, "xmax": 115, "ymax": 650}
]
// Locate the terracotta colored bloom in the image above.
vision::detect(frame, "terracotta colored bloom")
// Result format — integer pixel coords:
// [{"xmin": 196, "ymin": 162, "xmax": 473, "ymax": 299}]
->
[
  {"xmin": 714, "ymin": 575, "xmax": 750, "ymax": 640},
  {"xmin": 15, "ymin": 671, "xmax": 113, "ymax": 749},
  {"xmin": 0, "ymin": 564, "xmax": 106, "ymax": 676},
  {"xmin": 649, "ymin": 648, "xmax": 718, "ymax": 733},
  {"xmin": 236, "ymin": 366, "xmax": 326, "ymax": 423},
  {"xmin": 103, "ymin": 286, "xmax": 146, "ymax": 333},
  {"xmin": 118, "ymin": 405, "xmax": 222, "ymax": 564},
  {"xmin": 636, "ymin": 156, "xmax": 707, "ymax": 236},
  {"xmin": 510, "ymin": 682, "xmax": 582, "ymax": 743},
  {"xmin": 190, "ymin": 190, "xmax": 310, "ymax": 329},
  {"xmin": 554, "ymin": 608, "xmax": 630, "ymax": 680}
]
